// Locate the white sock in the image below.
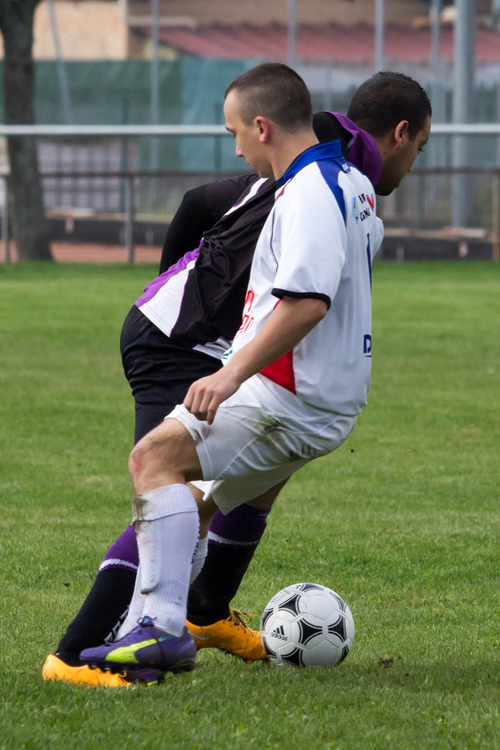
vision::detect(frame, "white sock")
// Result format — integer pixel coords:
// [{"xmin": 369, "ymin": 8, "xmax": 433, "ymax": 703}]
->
[
  {"xmin": 133, "ymin": 484, "xmax": 199, "ymax": 636},
  {"xmin": 114, "ymin": 563, "xmax": 147, "ymax": 640},
  {"xmin": 190, "ymin": 536, "xmax": 208, "ymax": 584},
  {"xmin": 115, "ymin": 534, "xmax": 207, "ymax": 641}
]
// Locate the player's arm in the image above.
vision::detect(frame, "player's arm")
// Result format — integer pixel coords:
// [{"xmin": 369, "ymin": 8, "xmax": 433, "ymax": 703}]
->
[
  {"xmin": 159, "ymin": 174, "xmax": 258, "ymax": 272},
  {"xmin": 184, "ymin": 296, "xmax": 327, "ymax": 424}
]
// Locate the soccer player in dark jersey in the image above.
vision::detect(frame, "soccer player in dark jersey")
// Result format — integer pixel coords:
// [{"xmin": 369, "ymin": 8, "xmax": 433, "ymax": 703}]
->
[{"xmin": 43, "ymin": 72, "xmax": 431, "ymax": 687}]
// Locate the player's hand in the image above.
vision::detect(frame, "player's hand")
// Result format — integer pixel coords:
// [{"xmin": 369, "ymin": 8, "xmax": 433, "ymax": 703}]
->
[{"xmin": 184, "ymin": 369, "xmax": 242, "ymax": 425}]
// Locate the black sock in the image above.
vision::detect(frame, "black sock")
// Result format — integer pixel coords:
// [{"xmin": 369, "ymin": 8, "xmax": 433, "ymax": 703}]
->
[
  {"xmin": 187, "ymin": 543, "xmax": 259, "ymax": 626},
  {"xmin": 187, "ymin": 505, "xmax": 270, "ymax": 626},
  {"xmin": 56, "ymin": 568, "xmax": 136, "ymax": 657}
]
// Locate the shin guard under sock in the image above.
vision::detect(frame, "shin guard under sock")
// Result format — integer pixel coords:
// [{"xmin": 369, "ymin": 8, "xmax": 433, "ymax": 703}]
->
[
  {"xmin": 116, "ymin": 535, "xmax": 208, "ymax": 640},
  {"xmin": 132, "ymin": 485, "xmax": 199, "ymax": 635},
  {"xmin": 187, "ymin": 504, "xmax": 270, "ymax": 626},
  {"xmin": 191, "ymin": 536, "xmax": 208, "ymax": 584}
]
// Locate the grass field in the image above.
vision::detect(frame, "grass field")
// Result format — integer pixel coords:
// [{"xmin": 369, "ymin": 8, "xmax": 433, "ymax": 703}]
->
[{"xmin": 0, "ymin": 261, "xmax": 499, "ymax": 749}]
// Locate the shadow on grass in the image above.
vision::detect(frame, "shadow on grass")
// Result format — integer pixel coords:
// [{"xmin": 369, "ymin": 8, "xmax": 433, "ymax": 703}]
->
[{"xmin": 334, "ymin": 657, "xmax": 499, "ymax": 693}]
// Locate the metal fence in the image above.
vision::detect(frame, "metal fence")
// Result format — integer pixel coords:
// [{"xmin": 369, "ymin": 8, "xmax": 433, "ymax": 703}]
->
[
  {"xmin": 2, "ymin": 125, "xmax": 500, "ymax": 263},
  {"xmin": 379, "ymin": 167, "xmax": 500, "ymax": 262},
  {"xmin": 40, "ymin": 170, "xmax": 236, "ymax": 217},
  {"xmin": 2, "ymin": 166, "xmax": 500, "ymax": 263},
  {"xmin": 1, "ymin": 168, "xmax": 237, "ymax": 263}
]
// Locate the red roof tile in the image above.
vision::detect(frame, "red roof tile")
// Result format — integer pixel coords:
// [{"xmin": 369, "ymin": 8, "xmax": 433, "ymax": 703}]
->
[{"xmin": 136, "ymin": 22, "xmax": 500, "ymax": 64}]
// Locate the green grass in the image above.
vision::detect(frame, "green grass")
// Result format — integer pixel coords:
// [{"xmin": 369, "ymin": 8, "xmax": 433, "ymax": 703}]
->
[{"xmin": 0, "ymin": 261, "xmax": 499, "ymax": 749}]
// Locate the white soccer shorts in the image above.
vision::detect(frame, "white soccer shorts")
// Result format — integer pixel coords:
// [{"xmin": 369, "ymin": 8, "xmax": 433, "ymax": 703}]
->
[{"xmin": 166, "ymin": 374, "xmax": 357, "ymax": 514}]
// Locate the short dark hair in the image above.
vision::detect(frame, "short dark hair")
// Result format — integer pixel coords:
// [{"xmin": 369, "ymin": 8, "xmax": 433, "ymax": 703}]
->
[
  {"xmin": 347, "ymin": 71, "xmax": 432, "ymax": 140},
  {"xmin": 225, "ymin": 63, "xmax": 313, "ymax": 133}
]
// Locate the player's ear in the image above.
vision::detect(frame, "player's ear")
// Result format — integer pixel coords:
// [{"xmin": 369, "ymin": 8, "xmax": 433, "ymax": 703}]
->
[
  {"xmin": 394, "ymin": 120, "xmax": 410, "ymax": 148},
  {"xmin": 255, "ymin": 116, "xmax": 272, "ymax": 143}
]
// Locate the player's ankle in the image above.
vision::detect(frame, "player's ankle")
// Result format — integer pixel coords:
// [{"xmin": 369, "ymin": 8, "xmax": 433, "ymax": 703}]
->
[
  {"xmin": 187, "ymin": 608, "xmax": 231, "ymax": 627},
  {"xmin": 57, "ymin": 629, "xmax": 98, "ymax": 655},
  {"xmin": 53, "ymin": 651, "xmax": 85, "ymax": 667}
]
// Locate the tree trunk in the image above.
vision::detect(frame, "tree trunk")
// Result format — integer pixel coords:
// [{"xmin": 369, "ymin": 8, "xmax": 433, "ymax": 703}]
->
[{"xmin": 0, "ymin": 0, "xmax": 52, "ymax": 260}]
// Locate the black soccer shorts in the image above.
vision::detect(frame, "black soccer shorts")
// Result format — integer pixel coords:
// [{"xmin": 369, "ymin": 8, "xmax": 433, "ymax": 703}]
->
[{"xmin": 120, "ymin": 305, "xmax": 222, "ymax": 445}]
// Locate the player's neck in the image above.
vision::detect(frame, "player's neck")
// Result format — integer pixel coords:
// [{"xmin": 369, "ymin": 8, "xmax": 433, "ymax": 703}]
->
[{"xmin": 271, "ymin": 132, "xmax": 319, "ymax": 181}]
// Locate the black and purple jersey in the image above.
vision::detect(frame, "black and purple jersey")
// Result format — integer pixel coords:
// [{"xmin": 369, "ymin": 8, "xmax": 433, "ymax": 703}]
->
[{"xmin": 137, "ymin": 113, "xmax": 382, "ymax": 359}]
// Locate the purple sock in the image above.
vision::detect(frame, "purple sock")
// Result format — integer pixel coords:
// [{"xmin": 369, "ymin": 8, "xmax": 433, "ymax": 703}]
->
[
  {"xmin": 98, "ymin": 525, "xmax": 139, "ymax": 574},
  {"xmin": 57, "ymin": 527, "xmax": 139, "ymax": 655},
  {"xmin": 208, "ymin": 504, "xmax": 270, "ymax": 546}
]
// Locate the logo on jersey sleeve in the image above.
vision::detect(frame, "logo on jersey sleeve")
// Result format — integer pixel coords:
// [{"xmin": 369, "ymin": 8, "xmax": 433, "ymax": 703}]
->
[
  {"xmin": 235, "ymin": 289, "xmax": 255, "ymax": 338},
  {"xmin": 222, "ymin": 346, "xmax": 233, "ymax": 363},
  {"xmin": 363, "ymin": 335, "xmax": 372, "ymax": 357},
  {"xmin": 357, "ymin": 193, "xmax": 374, "ymax": 222},
  {"xmin": 352, "ymin": 197, "xmax": 360, "ymax": 223},
  {"xmin": 353, "ymin": 194, "xmax": 375, "ymax": 223}
]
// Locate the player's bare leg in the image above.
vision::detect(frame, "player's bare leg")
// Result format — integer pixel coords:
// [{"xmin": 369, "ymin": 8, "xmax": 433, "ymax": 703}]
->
[{"xmin": 129, "ymin": 417, "xmax": 204, "ymax": 493}]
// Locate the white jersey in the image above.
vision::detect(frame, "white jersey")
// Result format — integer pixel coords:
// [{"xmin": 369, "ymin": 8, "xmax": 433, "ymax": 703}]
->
[{"xmin": 226, "ymin": 141, "xmax": 384, "ymax": 416}]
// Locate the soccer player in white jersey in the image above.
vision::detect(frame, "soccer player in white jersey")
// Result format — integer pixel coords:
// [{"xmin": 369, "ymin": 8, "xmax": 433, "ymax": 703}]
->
[{"xmin": 80, "ymin": 63, "xmax": 385, "ymax": 676}]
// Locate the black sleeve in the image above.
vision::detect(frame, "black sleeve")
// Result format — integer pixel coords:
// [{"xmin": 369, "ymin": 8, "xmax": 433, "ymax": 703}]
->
[
  {"xmin": 312, "ymin": 111, "xmax": 351, "ymax": 159},
  {"xmin": 205, "ymin": 173, "xmax": 259, "ymax": 216},
  {"xmin": 159, "ymin": 173, "xmax": 259, "ymax": 273}
]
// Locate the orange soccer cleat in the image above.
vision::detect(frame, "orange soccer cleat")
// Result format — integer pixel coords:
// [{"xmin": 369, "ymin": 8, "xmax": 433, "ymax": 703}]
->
[
  {"xmin": 42, "ymin": 653, "xmax": 164, "ymax": 688},
  {"xmin": 187, "ymin": 609, "xmax": 268, "ymax": 663}
]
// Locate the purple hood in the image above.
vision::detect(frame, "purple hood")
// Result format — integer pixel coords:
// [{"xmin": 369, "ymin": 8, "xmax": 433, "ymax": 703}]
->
[{"xmin": 323, "ymin": 112, "xmax": 383, "ymax": 189}]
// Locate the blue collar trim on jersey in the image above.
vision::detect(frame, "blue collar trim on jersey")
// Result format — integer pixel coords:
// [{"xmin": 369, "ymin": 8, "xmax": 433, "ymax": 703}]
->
[{"xmin": 275, "ymin": 140, "xmax": 344, "ymax": 186}]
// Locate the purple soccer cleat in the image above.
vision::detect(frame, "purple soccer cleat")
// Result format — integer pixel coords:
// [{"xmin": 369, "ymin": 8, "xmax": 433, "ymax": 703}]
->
[{"xmin": 80, "ymin": 616, "xmax": 197, "ymax": 674}]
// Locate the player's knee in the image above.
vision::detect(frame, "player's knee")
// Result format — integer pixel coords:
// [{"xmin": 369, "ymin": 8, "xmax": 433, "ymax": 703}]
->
[
  {"xmin": 246, "ymin": 478, "xmax": 288, "ymax": 510},
  {"xmin": 128, "ymin": 430, "xmax": 177, "ymax": 484},
  {"xmin": 128, "ymin": 442, "xmax": 151, "ymax": 484}
]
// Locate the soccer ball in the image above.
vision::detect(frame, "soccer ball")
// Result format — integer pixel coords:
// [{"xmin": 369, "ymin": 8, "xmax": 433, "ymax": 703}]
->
[{"xmin": 260, "ymin": 583, "xmax": 355, "ymax": 667}]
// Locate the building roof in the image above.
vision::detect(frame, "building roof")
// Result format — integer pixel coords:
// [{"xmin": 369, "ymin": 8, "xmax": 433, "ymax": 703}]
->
[{"xmin": 136, "ymin": 22, "xmax": 500, "ymax": 64}]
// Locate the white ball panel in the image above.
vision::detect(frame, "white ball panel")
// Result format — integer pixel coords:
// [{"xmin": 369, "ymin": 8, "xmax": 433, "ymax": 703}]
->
[
  {"xmin": 344, "ymin": 604, "xmax": 355, "ymax": 641},
  {"xmin": 261, "ymin": 612, "xmax": 295, "ymax": 653},
  {"xmin": 303, "ymin": 639, "xmax": 341, "ymax": 667},
  {"xmin": 301, "ymin": 593, "xmax": 337, "ymax": 620}
]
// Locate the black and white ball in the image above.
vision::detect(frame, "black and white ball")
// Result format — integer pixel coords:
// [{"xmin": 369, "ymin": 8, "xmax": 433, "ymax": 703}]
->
[{"xmin": 260, "ymin": 583, "xmax": 355, "ymax": 667}]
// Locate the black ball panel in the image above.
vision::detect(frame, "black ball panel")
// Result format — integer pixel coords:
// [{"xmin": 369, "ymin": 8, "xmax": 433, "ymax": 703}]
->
[
  {"xmin": 279, "ymin": 646, "xmax": 304, "ymax": 667},
  {"xmin": 277, "ymin": 593, "xmax": 301, "ymax": 616},
  {"xmin": 298, "ymin": 618, "xmax": 324, "ymax": 645}
]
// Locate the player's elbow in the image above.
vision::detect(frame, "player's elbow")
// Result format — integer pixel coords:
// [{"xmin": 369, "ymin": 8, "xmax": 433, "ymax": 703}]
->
[
  {"xmin": 311, "ymin": 298, "xmax": 328, "ymax": 322},
  {"xmin": 181, "ymin": 186, "xmax": 204, "ymax": 213},
  {"xmin": 298, "ymin": 297, "xmax": 329, "ymax": 326},
  {"xmin": 281, "ymin": 296, "xmax": 328, "ymax": 326}
]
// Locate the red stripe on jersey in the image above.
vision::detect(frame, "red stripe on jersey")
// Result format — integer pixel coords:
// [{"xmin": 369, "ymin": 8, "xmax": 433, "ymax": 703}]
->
[{"xmin": 260, "ymin": 350, "xmax": 296, "ymax": 394}]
